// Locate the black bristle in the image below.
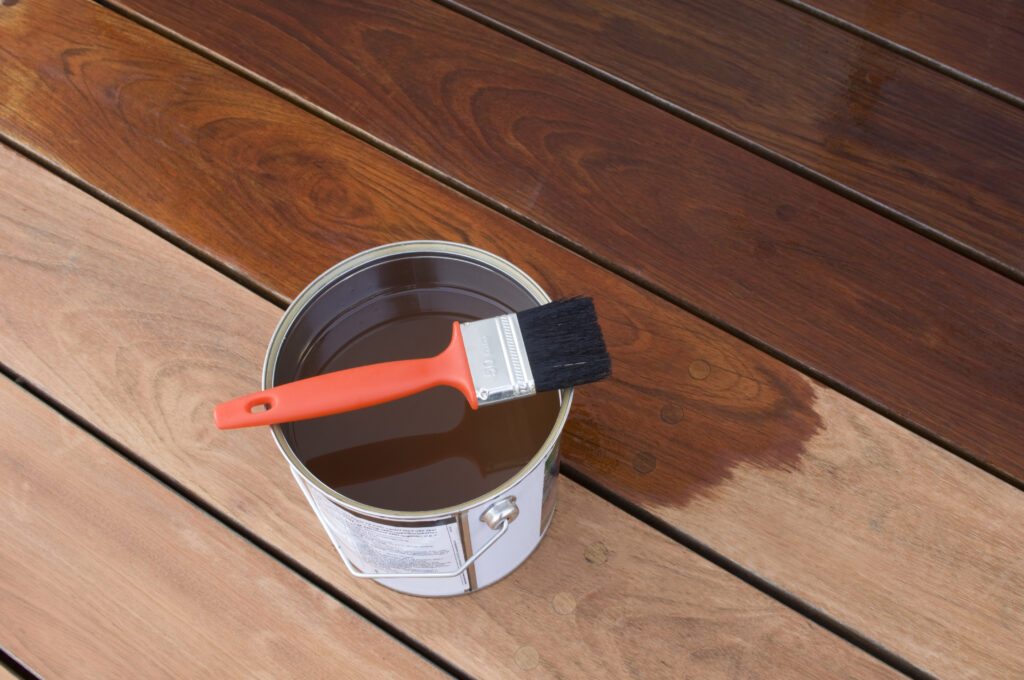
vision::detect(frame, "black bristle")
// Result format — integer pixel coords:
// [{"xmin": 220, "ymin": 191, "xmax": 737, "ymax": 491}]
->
[{"xmin": 517, "ymin": 296, "xmax": 611, "ymax": 393}]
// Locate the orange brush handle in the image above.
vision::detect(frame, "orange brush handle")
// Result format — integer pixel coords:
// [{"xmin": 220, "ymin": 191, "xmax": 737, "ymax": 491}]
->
[{"xmin": 214, "ymin": 322, "xmax": 477, "ymax": 429}]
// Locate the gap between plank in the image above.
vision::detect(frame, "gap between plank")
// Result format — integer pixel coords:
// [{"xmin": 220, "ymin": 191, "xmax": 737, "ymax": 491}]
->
[
  {"xmin": 774, "ymin": 0, "xmax": 1024, "ymax": 111},
  {"xmin": 0, "ymin": 362, "xmax": 473, "ymax": 680},
  {"xmin": 0, "ymin": 648, "xmax": 43, "ymax": 680},
  {"xmin": 433, "ymin": 0, "xmax": 1024, "ymax": 286}
]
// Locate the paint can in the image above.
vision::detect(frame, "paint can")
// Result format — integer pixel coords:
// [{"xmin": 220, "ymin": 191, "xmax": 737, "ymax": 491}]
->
[{"xmin": 264, "ymin": 241, "xmax": 572, "ymax": 596}]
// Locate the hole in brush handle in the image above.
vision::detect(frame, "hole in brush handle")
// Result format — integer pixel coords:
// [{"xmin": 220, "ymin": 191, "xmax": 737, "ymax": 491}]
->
[{"xmin": 248, "ymin": 399, "xmax": 272, "ymax": 413}]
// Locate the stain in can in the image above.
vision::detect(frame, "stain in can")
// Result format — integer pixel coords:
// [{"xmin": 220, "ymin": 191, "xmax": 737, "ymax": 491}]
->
[{"xmin": 278, "ymin": 256, "xmax": 561, "ymax": 512}]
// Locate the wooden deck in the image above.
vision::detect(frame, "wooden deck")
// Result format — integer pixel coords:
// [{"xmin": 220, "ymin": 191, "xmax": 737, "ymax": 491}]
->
[{"xmin": 1, "ymin": 1, "xmax": 1021, "ymax": 678}]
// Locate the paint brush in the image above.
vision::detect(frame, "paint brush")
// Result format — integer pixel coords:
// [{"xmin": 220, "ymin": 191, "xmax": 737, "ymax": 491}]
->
[{"xmin": 214, "ymin": 297, "xmax": 611, "ymax": 429}]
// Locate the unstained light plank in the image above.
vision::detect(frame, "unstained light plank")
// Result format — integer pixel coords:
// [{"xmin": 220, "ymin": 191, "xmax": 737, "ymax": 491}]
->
[
  {"xmin": 0, "ymin": 377, "xmax": 448, "ymax": 680},
  {"xmin": 0, "ymin": 147, "xmax": 897, "ymax": 677}
]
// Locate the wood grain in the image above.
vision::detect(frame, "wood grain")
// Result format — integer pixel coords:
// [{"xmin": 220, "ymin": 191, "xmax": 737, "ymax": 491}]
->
[
  {"xmin": 1, "ymin": 27, "xmax": 1023, "ymax": 679},
  {"xmin": 0, "ymin": 158, "xmax": 899, "ymax": 678},
  {"xmin": 28, "ymin": 0, "xmax": 1024, "ymax": 479},
  {"xmin": 443, "ymin": 0, "xmax": 1024, "ymax": 271},
  {"xmin": 803, "ymin": 0, "xmax": 1024, "ymax": 100},
  {"xmin": 0, "ymin": 377, "xmax": 446, "ymax": 680}
]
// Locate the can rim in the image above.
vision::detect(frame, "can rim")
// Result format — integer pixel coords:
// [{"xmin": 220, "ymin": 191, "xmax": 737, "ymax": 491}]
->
[{"xmin": 263, "ymin": 240, "xmax": 574, "ymax": 520}]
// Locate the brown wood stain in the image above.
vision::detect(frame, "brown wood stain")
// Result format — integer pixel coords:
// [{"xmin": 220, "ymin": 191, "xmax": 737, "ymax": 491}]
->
[
  {"xmin": 562, "ymin": 339, "xmax": 823, "ymax": 508},
  {"xmin": 14, "ymin": 0, "xmax": 1021, "ymax": 478}
]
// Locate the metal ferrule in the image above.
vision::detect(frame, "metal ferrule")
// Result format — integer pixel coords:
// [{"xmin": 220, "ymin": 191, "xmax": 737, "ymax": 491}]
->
[{"xmin": 460, "ymin": 313, "xmax": 536, "ymax": 406}]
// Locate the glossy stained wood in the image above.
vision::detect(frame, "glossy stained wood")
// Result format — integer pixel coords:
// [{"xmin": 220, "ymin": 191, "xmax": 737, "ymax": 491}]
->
[
  {"xmin": 0, "ymin": 9, "xmax": 1022, "ymax": 677},
  {"xmin": 0, "ymin": 150, "xmax": 900, "ymax": 680},
  {"xmin": 0, "ymin": 378, "xmax": 446, "ymax": 680},
  {"xmin": 452, "ymin": 0, "xmax": 1024, "ymax": 272},
  {"xmin": 93, "ymin": 0, "xmax": 1024, "ymax": 478},
  {"xmin": 804, "ymin": 0, "xmax": 1024, "ymax": 99}
]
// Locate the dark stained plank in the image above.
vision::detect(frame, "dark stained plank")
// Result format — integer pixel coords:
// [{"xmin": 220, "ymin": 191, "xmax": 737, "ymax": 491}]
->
[
  {"xmin": 0, "ymin": 378, "xmax": 448, "ymax": 680},
  {"xmin": 800, "ymin": 0, "xmax": 1024, "ymax": 100},
  {"xmin": 92, "ymin": 0, "xmax": 1024, "ymax": 478},
  {"xmin": 1, "ymin": 4, "xmax": 1022, "ymax": 677},
  {"xmin": 0, "ymin": 148, "xmax": 903, "ymax": 680},
  {"xmin": 449, "ymin": 0, "xmax": 1024, "ymax": 272}
]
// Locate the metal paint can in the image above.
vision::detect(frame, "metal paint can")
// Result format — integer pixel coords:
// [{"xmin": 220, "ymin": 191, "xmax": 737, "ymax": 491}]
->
[{"xmin": 264, "ymin": 241, "xmax": 572, "ymax": 596}]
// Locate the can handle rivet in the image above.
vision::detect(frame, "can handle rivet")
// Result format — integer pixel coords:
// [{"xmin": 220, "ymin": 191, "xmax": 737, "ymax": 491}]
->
[{"xmin": 481, "ymin": 496, "xmax": 518, "ymax": 529}]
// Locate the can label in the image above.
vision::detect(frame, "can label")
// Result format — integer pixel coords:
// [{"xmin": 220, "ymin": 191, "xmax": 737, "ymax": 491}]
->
[{"xmin": 305, "ymin": 481, "xmax": 469, "ymax": 587}]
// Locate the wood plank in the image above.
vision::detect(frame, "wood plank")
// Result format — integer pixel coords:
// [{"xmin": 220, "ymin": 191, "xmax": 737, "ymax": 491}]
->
[
  {"xmin": 801, "ymin": 0, "xmax": 1024, "ymax": 100},
  {"xmin": 0, "ymin": 22, "xmax": 1022, "ymax": 680},
  {"xmin": 3, "ymin": 0, "xmax": 1024, "ymax": 674},
  {"xmin": 29, "ymin": 0, "xmax": 1024, "ymax": 479},
  {"xmin": 0, "ymin": 157, "xmax": 898, "ymax": 680},
  {"xmin": 0, "ymin": 377, "xmax": 446, "ymax": 680},
  {"xmin": 447, "ymin": 0, "xmax": 1024, "ymax": 272}
]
